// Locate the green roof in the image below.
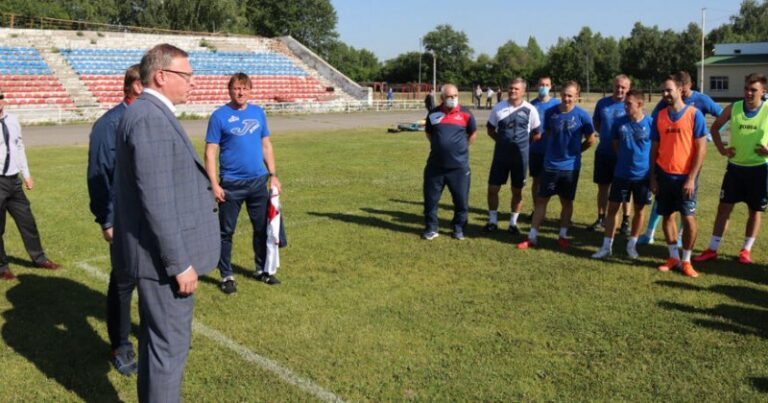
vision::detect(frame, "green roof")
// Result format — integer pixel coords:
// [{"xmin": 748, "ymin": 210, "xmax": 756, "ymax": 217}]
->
[{"xmin": 698, "ymin": 54, "xmax": 768, "ymax": 66}]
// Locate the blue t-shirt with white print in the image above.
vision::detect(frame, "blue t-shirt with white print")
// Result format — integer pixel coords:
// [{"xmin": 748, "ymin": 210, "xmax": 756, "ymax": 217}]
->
[{"xmin": 206, "ymin": 103, "xmax": 270, "ymax": 180}]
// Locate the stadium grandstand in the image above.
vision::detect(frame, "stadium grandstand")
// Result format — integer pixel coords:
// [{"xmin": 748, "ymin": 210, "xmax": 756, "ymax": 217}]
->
[{"xmin": 0, "ymin": 15, "xmax": 375, "ymax": 123}]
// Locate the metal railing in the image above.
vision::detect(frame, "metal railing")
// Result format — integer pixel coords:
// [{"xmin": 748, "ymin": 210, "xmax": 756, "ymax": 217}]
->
[{"xmin": 7, "ymin": 99, "xmax": 425, "ymax": 125}]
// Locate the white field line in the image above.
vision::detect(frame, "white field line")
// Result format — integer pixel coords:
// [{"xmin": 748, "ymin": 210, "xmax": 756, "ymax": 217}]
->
[{"xmin": 75, "ymin": 260, "xmax": 345, "ymax": 403}]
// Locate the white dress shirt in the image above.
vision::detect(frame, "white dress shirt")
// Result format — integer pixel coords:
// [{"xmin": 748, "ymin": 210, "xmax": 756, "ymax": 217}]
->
[{"xmin": 0, "ymin": 112, "xmax": 31, "ymax": 178}]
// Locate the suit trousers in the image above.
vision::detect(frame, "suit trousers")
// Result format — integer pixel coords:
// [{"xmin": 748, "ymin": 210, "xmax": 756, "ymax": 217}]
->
[
  {"xmin": 0, "ymin": 175, "xmax": 46, "ymax": 268},
  {"xmin": 107, "ymin": 254, "xmax": 136, "ymax": 350},
  {"xmin": 137, "ymin": 277, "xmax": 194, "ymax": 403}
]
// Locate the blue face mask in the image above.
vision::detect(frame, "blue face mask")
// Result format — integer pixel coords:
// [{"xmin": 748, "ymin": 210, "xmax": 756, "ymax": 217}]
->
[
  {"xmin": 538, "ymin": 86, "xmax": 550, "ymax": 97},
  {"xmin": 445, "ymin": 98, "xmax": 458, "ymax": 109}
]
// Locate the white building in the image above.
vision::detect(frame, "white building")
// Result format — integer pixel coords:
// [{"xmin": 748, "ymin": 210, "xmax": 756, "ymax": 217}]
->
[{"xmin": 699, "ymin": 42, "xmax": 768, "ymax": 100}]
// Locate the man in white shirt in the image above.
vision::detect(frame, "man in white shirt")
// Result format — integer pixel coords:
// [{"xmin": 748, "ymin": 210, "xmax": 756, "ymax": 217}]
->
[{"xmin": 0, "ymin": 87, "xmax": 60, "ymax": 280}]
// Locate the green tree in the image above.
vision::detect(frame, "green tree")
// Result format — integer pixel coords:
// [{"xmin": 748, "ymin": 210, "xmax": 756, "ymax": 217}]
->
[
  {"xmin": 380, "ymin": 52, "xmax": 422, "ymax": 84},
  {"xmin": 422, "ymin": 24, "xmax": 473, "ymax": 86},
  {"xmin": 708, "ymin": 0, "xmax": 768, "ymax": 45},
  {"xmin": 620, "ymin": 23, "xmax": 673, "ymax": 87},
  {"xmin": 467, "ymin": 53, "xmax": 496, "ymax": 87},
  {"xmin": 325, "ymin": 41, "xmax": 380, "ymax": 82},
  {"xmin": 244, "ymin": 0, "xmax": 339, "ymax": 57}
]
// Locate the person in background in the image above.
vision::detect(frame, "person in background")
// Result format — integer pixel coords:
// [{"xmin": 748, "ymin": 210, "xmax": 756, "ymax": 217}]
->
[
  {"xmin": 588, "ymin": 74, "xmax": 632, "ymax": 235},
  {"xmin": 649, "ymin": 75, "xmax": 707, "ymax": 278},
  {"xmin": 591, "ymin": 89, "xmax": 653, "ymax": 260},
  {"xmin": 0, "ymin": 86, "xmax": 61, "ymax": 281},
  {"xmin": 639, "ymin": 70, "xmax": 723, "ymax": 245},
  {"xmin": 483, "ymin": 78, "xmax": 541, "ymax": 235},
  {"xmin": 422, "ymin": 84, "xmax": 477, "ymax": 240},
  {"xmin": 517, "ymin": 81, "xmax": 595, "ymax": 250},
  {"xmin": 528, "ymin": 76, "xmax": 561, "ymax": 220},
  {"xmin": 86, "ymin": 64, "xmax": 142, "ymax": 375},
  {"xmin": 205, "ymin": 72, "xmax": 283, "ymax": 293},
  {"xmin": 694, "ymin": 73, "xmax": 768, "ymax": 265}
]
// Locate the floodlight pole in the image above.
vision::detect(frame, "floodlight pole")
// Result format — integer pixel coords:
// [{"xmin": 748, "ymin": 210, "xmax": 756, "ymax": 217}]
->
[
  {"xmin": 700, "ymin": 8, "xmax": 706, "ymax": 93},
  {"xmin": 418, "ymin": 38, "xmax": 422, "ymax": 96},
  {"xmin": 431, "ymin": 50, "xmax": 436, "ymax": 92}
]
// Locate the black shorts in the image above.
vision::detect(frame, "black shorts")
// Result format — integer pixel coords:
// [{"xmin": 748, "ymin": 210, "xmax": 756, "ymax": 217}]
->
[
  {"xmin": 529, "ymin": 153, "xmax": 545, "ymax": 178},
  {"xmin": 655, "ymin": 170, "xmax": 698, "ymax": 217},
  {"xmin": 609, "ymin": 177, "xmax": 653, "ymax": 205},
  {"xmin": 593, "ymin": 153, "xmax": 617, "ymax": 185},
  {"xmin": 488, "ymin": 150, "xmax": 528, "ymax": 188},
  {"xmin": 720, "ymin": 163, "xmax": 768, "ymax": 212},
  {"xmin": 538, "ymin": 169, "xmax": 580, "ymax": 201}
]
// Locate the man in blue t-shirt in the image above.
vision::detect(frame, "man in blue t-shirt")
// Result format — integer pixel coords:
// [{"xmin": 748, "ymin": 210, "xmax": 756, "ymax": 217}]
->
[
  {"xmin": 592, "ymin": 89, "xmax": 653, "ymax": 260},
  {"xmin": 205, "ymin": 72, "xmax": 283, "ymax": 293},
  {"xmin": 517, "ymin": 81, "xmax": 595, "ymax": 250},
  {"xmin": 640, "ymin": 70, "xmax": 723, "ymax": 245},
  {"xmin": 589, "ymin": 74, "xmax": 631, "ymax": 234},
  {"xmin": 529, "ymin": 76, "xmax": 561, "ymax": 217},
  {"xmin": 422, "ymin": 83, "xmax": 477, "ymax": 240},
  {"xmin": 483, "ymin": 78, "xmax": 541, "ymax": 235}
]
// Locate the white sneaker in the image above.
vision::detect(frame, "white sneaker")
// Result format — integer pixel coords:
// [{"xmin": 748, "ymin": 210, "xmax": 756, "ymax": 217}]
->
[
  {"xmin": 591, "ymin": 247, "xmax": 612, "ymax": 259},
  {"xmin": 626, "ymin": 245, "xmax": 639, "ymax": 259}
]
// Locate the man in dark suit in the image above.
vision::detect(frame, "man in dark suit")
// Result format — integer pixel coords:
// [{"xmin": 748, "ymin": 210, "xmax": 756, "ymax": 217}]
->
[
  {"xmin": 87, "ymin": 64, "xmax": 142, "ymax": 376},
  {"xmin": 113, "ymin": 44, "xmax": 220, "ymax": 403}
]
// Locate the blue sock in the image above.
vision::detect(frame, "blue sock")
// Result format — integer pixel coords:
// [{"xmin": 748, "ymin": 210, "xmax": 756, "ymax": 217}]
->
[{"xmin": 644, "ymin": 200, "xmax": 661, "ymax": 237}]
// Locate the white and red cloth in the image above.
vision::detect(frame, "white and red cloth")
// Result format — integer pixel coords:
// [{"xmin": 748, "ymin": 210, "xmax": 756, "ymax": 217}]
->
[{"xmin": 264, "ymin": 186, "xmax": 281, "ymax": 275}]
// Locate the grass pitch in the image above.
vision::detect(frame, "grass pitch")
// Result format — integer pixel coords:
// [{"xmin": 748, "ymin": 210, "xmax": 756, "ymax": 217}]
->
[{"xmin": 1, "ymin": 125, "xmax": 767, "ymax": 401}]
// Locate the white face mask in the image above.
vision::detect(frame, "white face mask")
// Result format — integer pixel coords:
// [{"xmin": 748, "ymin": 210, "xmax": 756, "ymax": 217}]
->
[{"xmin": 444, "ymin": 98, "xmax": 458, "ymax": 109}]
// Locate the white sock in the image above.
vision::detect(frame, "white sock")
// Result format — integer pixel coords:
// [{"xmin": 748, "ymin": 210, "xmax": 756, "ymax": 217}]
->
[
  {"xmin": 682, "ymin": 249, "xmax": 692, "ymax": 262},
  {"xmin": 602, "ymin": 237, "xmax": 613, "ymax": 250},
  {"xmin": 708, "ymin": 235, "xmax": 722, "ymax": 251},
  {"xmin": 627, "ymin": 237, "xmax": 638, "ymax": 249},
  {"xmin": 559, "ymin": 227, "xmax": 568, "ymax": 238},
  {"xmin": 744, "ymin": 237, "xmax": 756, "ymax": 251},
  {"xmin": 488, "ymin": 210, "xmax": 498, "ymax": 224},
  {"xmin": 644, "ymin": 228, "xmax": 654, "ymax": 238},
  {"xmin": 509, "ymin": 212, "xmax": 519, "ymax": 226},
  {"xmin": 528, "ymin": 227, "xmax": 538, "ymax": 242},
  {"xmin": 668, "ymin": 244, "xmax": 680, "ymax": 260}
]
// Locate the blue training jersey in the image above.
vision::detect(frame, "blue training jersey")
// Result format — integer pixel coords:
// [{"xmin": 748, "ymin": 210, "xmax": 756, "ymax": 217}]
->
[
  {"xmin": 611, "ymin": 115, "xmax": 652, "ymax": 180},
  {"xmin": 593, "ymin": 96, "xmax": 627, "ymax": 156},
  {"xmin": 206, "ymin": 103, "xmax": 270, "ymax": 180},
  {"xmin": 651, "ymin": 90, "xmax": 723, "ymax": 119},
  {"xmin": 530, "ymin": 97, "xmax": 561, "ymax": 155},
  {"xmin": 543, "ymin": 106, "xmax": 595, "ymax": 171}
]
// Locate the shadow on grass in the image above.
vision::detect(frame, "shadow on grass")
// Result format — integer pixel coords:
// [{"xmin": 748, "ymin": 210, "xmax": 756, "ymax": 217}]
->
[
  {"xmin": 200, "ymin": 263, "xmax": 253, "ymax": 287},
  {"xmin": 656, "ymin": 279, "xmax": 768, "ymax": 393},
  {"xmin": 2, "ymin": 274, "xmax": 120, "ymax": 401},
  {"xmin": 7, "ymin": 255, "xmax": 41, "ymax": 269},
  {"xmin": 750, "ymin": 377, "xmax": 768, "ymax": 393}
]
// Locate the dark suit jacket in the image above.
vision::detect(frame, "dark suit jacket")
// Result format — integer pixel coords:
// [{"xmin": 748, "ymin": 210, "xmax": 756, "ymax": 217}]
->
[{"xmin": 112, "ymin": 92, "xmax": 220, "ymax": 281}]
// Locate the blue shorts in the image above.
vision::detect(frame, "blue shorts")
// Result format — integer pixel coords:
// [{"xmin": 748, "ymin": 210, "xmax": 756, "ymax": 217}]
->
[
  {"xmin": 655, "ymin": 170, "xmax": 697, "ymax": 217},
  {"xmin": 538, "ymin": 169, "xmax": 580, "ymax": 201},
  {"xmin": 593, "ymin": 153, "xmax": 616, "ymax": 185},
  {"xmin": 488, "ymin": 152, "xmax": 527, "ymax": 189},
  {"xmin": 720, "ymin": 162, "xmax": 768, "ymax": 212},
  {"xmin": 609, "ymin": 177, "xmax": 652, "ymax": 205},
  {"xmin": 528, "ymin": 153, "xmax": 545, "ymax": 178}
]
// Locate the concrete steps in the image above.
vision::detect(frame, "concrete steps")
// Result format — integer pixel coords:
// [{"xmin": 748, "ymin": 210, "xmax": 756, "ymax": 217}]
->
[{"xmin": 38, "ymin": 48, "xmax": 98, "ymax": 107}]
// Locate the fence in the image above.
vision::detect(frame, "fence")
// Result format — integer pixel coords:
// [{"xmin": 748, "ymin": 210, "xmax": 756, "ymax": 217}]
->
[{"xmin": 8, "ymin": 99, "xmax": 424, "ymax": 125}]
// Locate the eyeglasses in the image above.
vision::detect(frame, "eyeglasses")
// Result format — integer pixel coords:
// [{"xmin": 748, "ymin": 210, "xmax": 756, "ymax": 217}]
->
[{"xmin": 162, "ymin": 69, "xmax": 193, "ymax": 83}]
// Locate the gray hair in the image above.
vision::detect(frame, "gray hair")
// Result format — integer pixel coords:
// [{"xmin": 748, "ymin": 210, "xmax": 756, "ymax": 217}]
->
[
  {"xmin": 440, "ymin": 83, "xmax": 457, "ymax": 99},
  {"xmin": 510, "ymin": 77, "xmax": 527, "ymax": 89},
  {"xmin": 139, "ymin": 44, "xmax": 189, "ymax": 86}
]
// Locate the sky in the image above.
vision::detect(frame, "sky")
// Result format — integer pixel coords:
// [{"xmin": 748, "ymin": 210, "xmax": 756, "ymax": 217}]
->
[{"xmin": 331, "ymin": 0, "xmax": 747, "ymax": 61}]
